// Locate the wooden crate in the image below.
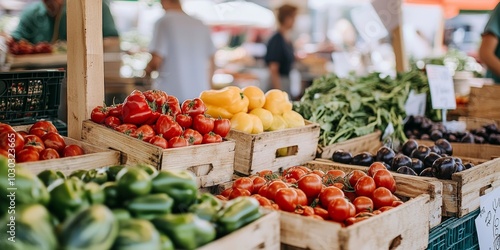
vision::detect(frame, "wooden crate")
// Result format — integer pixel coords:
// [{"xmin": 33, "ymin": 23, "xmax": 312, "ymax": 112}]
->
[
  {"xmin": 13, "ymin": 125, "xmax": 121, "ymax": 175},
  {"xmin": 416, "ymin": 139, "xmax": 499, "ymax": 161},
  {"xmin": 199, "ymin": 210, "xmax": 280, "ymax": 250},
  {"xmin": 316, "ymin": 131, "xmax": 382, "ymax": 159},
  {"xmin": 306, "ymin": 159, "xmax": 443, "ymax": 229},
  {"xmin": 458, "ymin": 116, "xmax": 500, "ymax": 130},
  {"xmin": 81, "ymin": 120, "xmax": 235, "ymax": 188},
  {"xmin": 227, "ymin": 121, "xmax": 320, "ymax": 175},
  {"xmin": 468, "ymin": 85, "xmax": 500, "ymax": 120}
]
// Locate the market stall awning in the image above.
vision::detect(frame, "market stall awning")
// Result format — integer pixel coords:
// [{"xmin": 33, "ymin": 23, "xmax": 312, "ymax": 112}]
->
[{"xmin": 405, "ymin": 0, "xmax": 498, "ymax": 18}]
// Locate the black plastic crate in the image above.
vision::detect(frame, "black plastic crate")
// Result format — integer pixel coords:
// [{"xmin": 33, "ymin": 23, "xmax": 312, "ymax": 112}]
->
[{"xmin": 0, "ymin": 69, "xmax": 65, "ymax": 124}]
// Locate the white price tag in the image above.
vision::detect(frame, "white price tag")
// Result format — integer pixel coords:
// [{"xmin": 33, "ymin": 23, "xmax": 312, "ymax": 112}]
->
[
  {"xmin": 404, "ymin": 90, "xmax": 427, "ymax": 116},
  {"xmin": 426, "ymin": 65, "xmax": 456, "ymax": 110},
  {"xmin": 475, "ymin": 187, "xmax": 500, "ymax": 250}
]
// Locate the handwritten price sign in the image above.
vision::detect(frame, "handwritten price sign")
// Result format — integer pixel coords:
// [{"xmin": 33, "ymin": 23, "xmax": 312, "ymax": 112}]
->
[
  {"xmin": 426, "ymin": 64, "xmax": 457, "ymax": 110},
  {"xmin": 476, "ymin": 187, "xmax": 500, "ymax": 249}
]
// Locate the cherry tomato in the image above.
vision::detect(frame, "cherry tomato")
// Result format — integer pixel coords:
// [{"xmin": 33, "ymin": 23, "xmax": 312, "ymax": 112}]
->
[
  {"xmin": 29, "ymin": 121, "xmax": 58, "ymax": 138},
  {"xmin": 348, "ymin": 170, "xmax": 367, "ymax": 188},
  {"xmin": 90, "ymin": 106, "xmax": 109, "ymax": 124},
  {"xmin": 131, "ymin": 124, "xmax": 155, "ymax": 142},
  {"xmin": 213, "ymin": 118, "xmax": 231, "ymax": 137},
  {"xmin": 295, "ymin": 188, "xmax": 308, "ymax": 206},
  {"xmin": 63, "ymin": 145, "xmax": 85, "ymax": 157},
  {"xmin": 175, "ymin": 114, "xmax": 193, "ymax": 129},
  {"xmin": 368, "ymin": 162, "xmax": 388, "ymax": 177},
  {"xmin": 253, "ymin": 195, "xmax": 273, "ymax": 206},
  {"xmin": 192, "ymin": 114, "xmax": 214, "ymax": 135},
  {"xmin": 229, "ymin": 188, "xmax": 251, "ymax": 199},
  {"xmin": 16, "ymin": 148, "xmax": 39, "ymax": 163},
  {"xmin": 328, "ymin": 198, "xmax": 355, "ymax": 223},
  {"xmin": 0, "ymin": 132, "xmax": 25, "ymax": 153},
  {"xmin": 40, "ymin": 148, "xmax": 60, "ymax": 160},
  {"xmin": 108, "ymin": 103, "xmax": 123, "ymax": 118},
  {"xmin": 148, "ymin": 135, "xmax": 168, "ymax": 149},
  {"xmin": 373, "ymin": 169, "xmax": 396, "ymax": 193},
  {"xmin": 298, "ymin": 173, "xmax": 323, "ymax": 199},
  {"xmin": 104, "ymin": 116, "xmax": 122, "ymax": 129},
  {"xmin": 392, "ymin": 200, "xmax": 404, "ymax": 207},
  {"xmin": 168, "ymin": 136, "xmax": 189, "ymax": 148},
  {"xmin": 319, "ymin": 186, "xmax": 344, "ymax": 209},
  {"xmin": 352, "ymin": 196, "xmax": 374, "ymax": 213},
  {"xmin": 266, "ymin": 180, "xmax": 288, "ymax": 201},
  {"xmin": 313, "ymin": 207, "xmax": 330, "ymax": 220},
  {"xmin": 275, "ymin": 188, "xmax": 299, "ymax": 212},
  {"xmin": 220, "ymin": 188, "xmax": 232, "ymax": 198},
  {"xmin": 181, "ymin": 98, "xmax": 206, "ymax": 117},
  {"xmin": 252, "ymin": 176, "xmax": 267, "ymax": 194},
  {"xmin": 202, "ymin": 132, "xmax": 222, "ymax": 144},
  {"xmin": 156, "ymin": 115, "xmax": 183, "ymax": 140},
  {"xmin": 233, "ymin": 177, "xmax": 254, "ymax": 194},
  {"xmin": 42, "ymin": 132, "xmax": 66, "ymax": 153},
  {"xmin": 183, "ymin": 129, "xmax": 203, "ymax": 145},
  {"xmin": 372, "ymin": 187, "xmax": 395, "ymax": 209},
  {"xmin": 23, "ymin": 135, "xmax": 44, "ymax": 153},
  {"xmin": 115, "ymin": 124, "xmax": 137, "ymax": 135},
  {"xmin": 354, "ymin": 176, "xmax": 376, "ymax": 197}
]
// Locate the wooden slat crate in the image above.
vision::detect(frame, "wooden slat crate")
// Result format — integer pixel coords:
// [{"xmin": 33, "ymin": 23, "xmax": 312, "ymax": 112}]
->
[
  {"xmin": 13, "ymin": 125, "xmax": 121, "ymax": 175},
  {"xmin": 199, "ymin": 210, "xmax": 280, "ymax": 250},
  {"xmin": 416, "ymin": 139, "xmax": 499, "ymax": 162},
  {"xmin": 226, "ymin": 121, "xmax": 320, "ymax": 175},
  {"xmin": 468, "ymin": 85, "xmax": 500, "ymax": 120},
  {"xmin": 81, "ymin": 120, "xmax": 235, "ymax": 188},
  {"xmin": 306, "ymin": 159, "xmax": 443, "ymax": 229},
  {"xmin": 316, "ymin": 131, "xmax": 382, "ymax": 159},
  {"xmin": 458, "ymin": 116, "xmax": 500, "ymax": 130}
]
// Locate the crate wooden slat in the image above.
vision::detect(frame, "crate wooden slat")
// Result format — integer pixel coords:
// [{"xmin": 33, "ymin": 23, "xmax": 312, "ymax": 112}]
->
[
  {"xmin": 199, "ymin": 210, "xmax": 280, "ymax": 250},
  {"xmin": 13, "ymin": 125, "xmax": 121, "ymax": 175},
  {"xmin": 316, "ymin": 131, "xmax": 382, "ymax": 159},
  {"xmin": 81, "ymin": 120, "xmax": 235, "ymax": 188},
  {"xmin": 307, "ymin": 159, "xmax": 443, "ymax": 229},
  {"xmin": 458, "ymin": 116, "xmax": 500, "ymax": 130},
  {"xmin": 468, "ymin": 85, "xmax": 500, "ymax": 120},
  {"xmin": 227, "ymin": 121, "xmax": 320, "ymax": 175},
  {"xmin": 416, "ymin": 139, "xmax": 499, "ymax": 161}
]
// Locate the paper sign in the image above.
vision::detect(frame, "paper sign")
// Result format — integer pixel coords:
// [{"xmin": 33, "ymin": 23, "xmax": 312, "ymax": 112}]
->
[
  {"xmin": 475, "ymin": 187, "xmax": 500, "ymax": 250},
  {"xmin": 426, "ymin": 64, "xmax": 457, "ymax": 110},
  {"xmin": 350, "ymin": 5, "xmax": 389, "ymax": 44},
  {"xmin": 404, "ymin": 90, "xmax": 427, "ymax": 116},
  {"xmin": 371, "ymin": 0, "xmax": 401, "ymax": 32}
]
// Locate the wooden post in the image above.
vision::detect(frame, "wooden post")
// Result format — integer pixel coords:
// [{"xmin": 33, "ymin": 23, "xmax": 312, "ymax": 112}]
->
[
  {"xmin": 392, "ymin": 25, "xmax": 408, "ymax": 72},
  {"xmin": 66, "ymin": 0, "xmax": 105, "ymax": 139}
]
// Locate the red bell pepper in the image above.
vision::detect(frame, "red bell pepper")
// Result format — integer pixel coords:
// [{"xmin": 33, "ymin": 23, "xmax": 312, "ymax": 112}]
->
[{"xmin": 122, "ymin": 90, "xmax": 153, "ymax": 125}]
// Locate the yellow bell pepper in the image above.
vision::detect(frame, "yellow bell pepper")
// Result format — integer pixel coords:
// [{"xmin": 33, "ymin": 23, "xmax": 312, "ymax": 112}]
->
[
  {"xmin": 230, "ymin": 112, "xmax": 254, "ymax": 134},
  {"xmin": 249, "ymin": 108, "xmax": 273, "ymax": 130},
  {"xmin": 227, "ymin": 93, "xmax": 249, "ymax": 114},
  {"xmin": 267, "ymin": 114, "xmax": 287, "ymax": 131},
  {"xmin": 263, "ymin": 89, "xmax": 293, "ymax": 115},
  {"xmin": 200, "ymin": 86, "xmax": 241, "ymax": 106},
  {"xmin": 282, "ymin": 110, "xmax": 305, "ymax": 128},
  {"xmin": 242, "ymin": 86, "xmax": 265, "ymax": 111},
  {"xmin": 249, "ymin": 114, "xmax": 264, "ymax": 134},
  {"xmin": 205, "ymin": 104, "xmax": 234, "ymax": 119}
]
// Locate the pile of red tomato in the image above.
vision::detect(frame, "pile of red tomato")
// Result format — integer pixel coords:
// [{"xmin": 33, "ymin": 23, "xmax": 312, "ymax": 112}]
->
[
  {"xmin": 218, "ymin": 163, "xmax": 403, "ymax": 226},
  {"xmin": 90, "ymin": 90, "xmax": 231, "ymax": 148},
  {"xmin": 0, "ymin": 121, "xmax": 85, "ymax": 163}
]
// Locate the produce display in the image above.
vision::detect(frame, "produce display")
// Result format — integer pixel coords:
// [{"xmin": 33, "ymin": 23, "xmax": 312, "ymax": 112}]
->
[
  {"xmin": 218, "ymin": 165, "xmax": 403, "ymax": 227},
  {"xmin": 200, "ymin": 86, "xmax": 306, "ymax": 134},
  {"xmin": 90, "ymin": 89, "xmax": 231, "ymax": 148},
  {"xmin": 0, "ymin": 158, "xmax": 262, "ymax": 250},
  {"xmin": 7, "ymin": 39, "xmax": 53, "ymax": 55},
  {"xmin": 331, "ymin": 138, "xmax": 475, "ymax": 180},
  {"xmin": 405, "ymin": 115, "xmax": 500, "ymax": 145},
  {"xmin": 0, "ymin": 121, "xmax": 85, "ymax": 163},
  {"xmin": 294, "ymin": 70, "xmax": 438, "ymax": 147}
]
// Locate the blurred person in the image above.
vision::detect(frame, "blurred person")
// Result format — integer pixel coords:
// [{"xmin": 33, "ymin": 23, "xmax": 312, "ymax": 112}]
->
[
  {"xmin": 145, "ymin": 0, "xmax": 216, "ymax": 102},
  {"xmin": 265, "ymin": 4, "xmax": 298, "ymax": 95},
  {"xmin": 479, "ymin": 3, "xmax": 500, "ymax": 84}
]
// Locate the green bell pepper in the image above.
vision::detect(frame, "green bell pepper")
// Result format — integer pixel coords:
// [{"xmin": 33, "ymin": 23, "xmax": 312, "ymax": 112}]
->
[
  {"xmin": 126, "ymin": 193, "xmax": 173, "ymax": 220},
  {"xmin": 37, "ymin": 169, "xmax": 65, "ymax": 187},
  {"xmin": 112, "ymin": 209, "xmax": 131, "ymax": 221},
  {"xmin": 152, "ymin": 170, "xmax": 197, "ymax": 212},
  {"xmin": 152, "ymin": 213, "xmax": 216, "ymax": 250},
  {"xmin": 189, "ymin": 193, "xmax": 223, "ymax": 222},
  {"xmin": 111, "ymin": 219, "xmax": 162, "ymax": 250},
  {"xmin": 83, "ymin": 168, "xmax": 108, "ymax": 184},
  {"xmin": 69, "ymin": 169, "xmax": 87, "ymax": 180},
  {"xmin": 48, "ymin": 178, "xmax": 89, "ymax": 221},
  {"xmin": 159, "ymin": 234, "xmax": 174, "ymax": 250},
  {"xmin": 101, "ymin": 182, "xmax": 119, "ymax": 208},
  {"xmin": 216, "ymin": 196, "xmax": 262, "ymax": 235},
  {"xmin": 136, "ymin": 163, "xmax": 159, "ymax": 177},
  {"xmin": 84, "ymin": 182, "xmax": 105, "ymax": 204},
  {"xmin": 0, "ymin": 163, "xmax": 49, "ymax": 206},
  {"xmin": 116, "ymin": 167, "xmax": 152, "ymax": 199},
  {"xmin": 107, "ymin": 165, "xmax": 125, "ymax": 181}
]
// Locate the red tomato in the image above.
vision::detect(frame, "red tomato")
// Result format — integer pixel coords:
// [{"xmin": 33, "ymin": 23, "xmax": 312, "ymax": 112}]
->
[
  {"xmin": 29, "ymin": 121, "xmax": 58, "ymax": 137},
  {"xmin": 213, "ymin": 118, "xmax": 231, "ymax": 137},
  {"xmin": 192, "ymin": 114, "xmax": 214, "ymax": 135},
  {"xmin": 372, "ymin": 210, "xmax": 382, "ymax": 215},
  {"xmin": 122, "ymin": 90, "xmax": 153, "ymax": 125},
  {"xmin": 345, "ymin": 216, "xmax": 370, "ymax": 226},
  {"xmin": 313, "ymin": 207, "xmax": 330, "ymax": 220},
  {"xmin": 63, "ymin": 145, "xmax": 85, "ymax": 157},
  {"xmin": 258, "ymin": 170, "xmax": 274, "ymax": 178},
  {"xmin": 295, "ymin": 188, "xmax": 308, "ymax": 206},
  {"xmin": 42, "ymin": 132, "xmax": 66, "ymax": 153},
  {"xmin": 233, "ymin": 177, "xmax": 254, "ymax": 194},
  {"xmin": 0, "ymin": 148, "xmax": 8, "ymax": 158},
  {"xmin": 215, "ymin": 195, "xmax": 228, "ymax": 201},
  {"xmin": 328, "ymin": 198, "xmax": 355, "ymax": 223},
  {"xmin": 0, "ymin": 132, "xmax": 25, "ymax": 153},
  {"xmin": 104, "ymin": 116, "xmax": 122, "ymax": 129},
  {"xmin": 344, "ymin": 190, "xmax": 357, "ymax": 202},
  {"xmin": 266, "ymin": 180, "xmax": 288, "ymax": 200},
  {"xmin": 23, "ymin": 135, "xmax": 44, "ymax": 153},
  {"xmin": 131, "ymin": 124, "xmax": 155, "ymax": 142},
  {"xmin": 156, "ymin": 115, "xmax": 183, "ymax": 140},
  {"xmin": 220, "ymin": 188, "xmax": 232, "ymax": 198},
  {"xmin": 108, "ymin": 103, "xmax": 123, "ymax": 118},
  {"xmin": 39, "ymin": 148, "xmax": 60, "ymax": 160},
  {"xmin": 295, "ymin": 205, "xmax": 315, "ymax": 216},
  {"xmin": 0, "ymin": 124, "xmax": 15, "ymax": 135},
  {"xmin": 202, "ymin": 132, "xmax": 222, "ymax": 144},
  {"xmin": 319, "ymin": 186, "xmax": 344, "ymax": 209},
  {"xmin": 392, "ymin": 200, "xmax": 404, "ymax": 207},
  {"xmin": 372, "ymin": 187, "xmax": 395, "ymax": 209},
  {"xmin": 326, "ymin": 169, "xmax": 346, "ymax": 178},
  {"xmin": 90, "ymin": 106, "xmax": 109, "ymax": 124},
  {"xmin": 312, "ymin": 169, "xmax": 325, "ymax": 178},
  {"xmin": 17, "ymin": 131, "xmax": 29, "ymax": 139},
  {"xmin": 253, "ymin": 195, "xmax": 273, "ymax": 206},
  {"xmin": 373, "ymin": 169, "xmax": 397, "ymax": 193},
  {"xmin": 252, "ymin": 176, "xmax": 267, "ymax": 194},
  {"xmin": 143, "ymin": 89, "xmax": 168, "ymax": 108},
  {"xmin": 148, "ymin": 135, "xmax": 168, "ymax": 149},
  {"xmin": 114, "ymin": 124, "xmax": 137, "ymax": 135},
  {"xmin": 354, "ymin": 176, "xmax": 376, "ymax": 197},
  {"xmin": 168, "ymin": 136, "xmax": 189, "ymax": 148},
  {"xmin": 297, "ymin": 173, "xmax": 323, "ymax": 199},
  {"xmin": 166, "ymin": 96, "xmax": 181, "ymax": 117},
  {"xmin": 285, "ymin": 168, "xmax": 307, "ymax": 181},
  {"xmin": 181, "ymin": 98, "xmax": 206, "ymax": 117},
  {"xmin": 175, "ymin": 114, "xmax": 193, "ymax": 129},
  {"xmin": 183, "ymin": 129, "xmax": 203, "ymax": 145},
  {"xmin": 16, "ymin": 148, "xmax": 39, "ymax": 163},
  {"xmin": 379, "ymin": 206, "xmax": 394, "ymax": 212},
  {"xmin": 275, "ymin": 188, "xmax": 299, "ymax": 212},
  {"xmin": 229, "ymin": 188, "xmax": 251, "ymax": 199},
  {"xmin": 368, "ymin": 162, "xmax": 388, "ymax": 177},
  {"xmin": 258, "ymin": 184, "xmax": 269, "ymax": 197},
  {"xmin": 348, "ymin": 170, "xmax": 367, "ymax": 188},
  {"xmin": 352, "ymin": 196, "xmax": 374, "ymax": 213}
]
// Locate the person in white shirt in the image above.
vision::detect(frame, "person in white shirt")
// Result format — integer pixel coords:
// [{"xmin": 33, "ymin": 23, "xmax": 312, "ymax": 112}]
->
[{"xmin": 145, "ymin": 0, "xmax": 216, "ymax": 102}]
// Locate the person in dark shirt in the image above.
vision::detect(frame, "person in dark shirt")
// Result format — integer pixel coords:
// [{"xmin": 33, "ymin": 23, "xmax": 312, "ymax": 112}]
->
[{"xmin": 265, "ymin": 4, "xmax": 298, "ymax": 95}]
